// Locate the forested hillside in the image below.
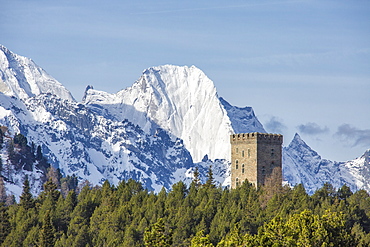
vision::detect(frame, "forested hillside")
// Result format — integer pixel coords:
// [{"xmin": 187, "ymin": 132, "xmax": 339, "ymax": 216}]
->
[
  {"xmin": 1, "ymin": 168, "xmax": 370, "ymax": 246},
  {"xmin": 0, "ymin": 126, "xmax": 53, "ymax": 199}
]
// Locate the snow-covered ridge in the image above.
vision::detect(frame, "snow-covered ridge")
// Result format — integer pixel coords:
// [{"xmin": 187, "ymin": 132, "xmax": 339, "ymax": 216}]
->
[
  {"xmin": 0, "ymin": 44, "xmax": 266, "ymax": 196},
  {"xmin": 1, "ymin": 44, "xmax": 369, "ymax": 197},
  {"xmin": 0, "ymin": 44, "xmax": 74, "ymax": 101},
  {"xmin": 219, "ymin": 97, "xmax": 265, "ymax": 134},
  {"xmin": 283, "ymin": 134, "xmax": 370, "ymax": 194},
  {"xmin": 84, "ymin": 65, "xmax": 241, "ymax": 162}
]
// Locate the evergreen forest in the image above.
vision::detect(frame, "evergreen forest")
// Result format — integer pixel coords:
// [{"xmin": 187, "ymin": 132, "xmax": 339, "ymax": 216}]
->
[
  {"xmin": 1, "ymin": 129, "xmax": 370, "ymax": 246},
  {"xmin": 1, "ymin": 169, "xmax": 370, "ymax": 246}
]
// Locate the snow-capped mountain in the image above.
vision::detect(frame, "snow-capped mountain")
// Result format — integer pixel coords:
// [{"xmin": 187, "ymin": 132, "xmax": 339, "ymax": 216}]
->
[
  {"xmin": 0, "ymin": 129, "xmax": 48, "ymax": 199},
  {"xmin": 82, "ymin": 65, "xmax": 248, "ymax": 163},
  {"xmin": 283, "ymin": 133, "xmax": 370, "ymax": 194},
  {"xmin": 0, "ymin": 45, "xmax": 74, "ymax": 101},
  {"xmin": 219, "ymin": 97, "xmax": 265, "ymax": 134},
  {"xmin": 0, "ymin": 44, "xmax": 369, "ymax": 197},
  {"xmin": 0, "ymin": 46, "xmax": 263, "ymax": 196},
  {"xmin": 0, "ymin": 92, "xmax": 198, "ymax": 194}
]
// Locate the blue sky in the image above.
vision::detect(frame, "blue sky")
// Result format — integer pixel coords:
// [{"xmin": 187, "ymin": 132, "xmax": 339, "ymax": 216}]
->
[{"xmin": 1, "ymin": 0, "xmax": 370, "ymax": 161}]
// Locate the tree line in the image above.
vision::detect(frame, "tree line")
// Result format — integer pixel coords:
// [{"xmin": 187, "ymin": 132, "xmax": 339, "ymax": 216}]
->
[
  {"xmin": 1, "ymin": 128, "xmax": 370, "ymax": 246},
  {"xmin": 0, "ymin": 167, "xmax": 370, "ymax": 246}
]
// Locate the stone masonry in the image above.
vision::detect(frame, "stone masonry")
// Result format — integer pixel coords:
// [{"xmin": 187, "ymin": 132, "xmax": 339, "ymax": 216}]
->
[{"xmin": 230, "ymin": 132, "xmax": 283, "ymax": 188}]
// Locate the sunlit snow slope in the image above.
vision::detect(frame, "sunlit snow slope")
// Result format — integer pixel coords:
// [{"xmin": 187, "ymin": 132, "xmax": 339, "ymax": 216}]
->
[
  {"xmin": 283, "ymin": 134, "xmax": 370, "ymax": 194},
  {"xmin": 0, "ymin": 45, "xmax": 74, "ymax": 101},
  {"xmin": 83, "ymin": 65, "xmax": 264, "ymax": 162}
]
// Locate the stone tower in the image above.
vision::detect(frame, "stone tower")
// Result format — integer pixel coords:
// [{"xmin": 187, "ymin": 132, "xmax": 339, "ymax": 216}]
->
[{"xmin": 230, "ymin": 132, "xmax": 283, "ymax": 188}]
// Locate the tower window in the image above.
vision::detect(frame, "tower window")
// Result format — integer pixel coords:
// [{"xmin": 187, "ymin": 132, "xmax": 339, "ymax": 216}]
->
[
  {"xmin": 236, "ymin": 178, "xmax": 239, "ymax": 187},
  {"xmin": 235, "ymin": 160, "xmax": 239, "ymax": 170},
  {"xmin": 242, "ymin": 150, "xmax": 245, "ymax": 157},
  {"xmin": 248, "ymin": 148, "xmax": 250, "ymax": 158},
  {"xmin": 271, "ymin": 149, "xmax": 275, "ymax": 157},
  {"xmin": 262, "ymin": 166, "xmax": 266, "ymax": 174},
  {"xmin": 242, "ymin": 164, "xmax": 245, "ymax": 174},
  {"xmin": 236, "ymin": 148, "xmax": 239, "ymax": 153}
]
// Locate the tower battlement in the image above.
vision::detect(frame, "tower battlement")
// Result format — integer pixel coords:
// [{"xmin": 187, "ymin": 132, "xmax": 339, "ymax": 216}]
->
[{"xmin": 231, "ymin": 132, "xmax": 283, "ymax": 144}]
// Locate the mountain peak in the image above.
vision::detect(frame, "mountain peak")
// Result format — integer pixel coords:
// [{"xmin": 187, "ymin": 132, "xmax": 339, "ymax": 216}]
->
[
  {"xmin": 219, "ymin": 97, "xmax": 266, "ymax": 134},
  {"xmin": 0, "ymin": 44, "xmax": 10, "ymax": 54},
  {"xmin": 289, "ymin": 133, "xmax": 312, "ymax": 148},
  {"xmin": 141, "ymin": 65, "xmax": 216, "ymax": 93},
  {"xmin": 124, "ymin": 64, "xmax": 229, "ymax": 162},
  {"xmin": 82, "ymin": 64, "xmax": 265, "ymax": 162},
  {"xmin": 292, "ymin": 132, "xmax": 304, "ymax": 143},
  {"xmin": 286, "ymin": 133, "xmax": 321, "ymax": 163},
  {"xmin": 0, "ymin": 44, "xmax": 75, "ymax": 101},
  {"xmin": 82, "ymin": 85, "xmax": 94, "ymax": 102}
]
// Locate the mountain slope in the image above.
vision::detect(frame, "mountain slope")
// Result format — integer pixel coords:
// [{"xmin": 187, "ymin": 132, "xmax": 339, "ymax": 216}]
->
[
  {"xmin": 0, "ymin": 51, "xmax": 263, "ymax": 194},
  {"xmin": 0, "ymin": 93, "xmax": 197, "ymax": 192},
  {"xmin": 219, "ymin": 97, "xmax": 265, "ymax": 134},
  {"xmin": 283, "ymin": 133, "xmax": 370, "ymax": 194},
  {"xmin": 1, "ymin": 44, "xmax": 369, "ymax": 197},
  {"xmin": 0, "ymin": 45, "xmax": 74, "ymax": 101},
  {"xmin": 83, "ymin": 65, "xmax": 264, "ymax": 162},
  {"xmin": 0, "ymin": 129, "xmax": 49, "ymax": 199}
]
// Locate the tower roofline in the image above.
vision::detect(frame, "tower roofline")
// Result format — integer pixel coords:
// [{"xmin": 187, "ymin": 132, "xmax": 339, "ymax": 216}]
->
[{"xmin": 231, "ymin": 132, "xmax": 283, "ymax": 144}]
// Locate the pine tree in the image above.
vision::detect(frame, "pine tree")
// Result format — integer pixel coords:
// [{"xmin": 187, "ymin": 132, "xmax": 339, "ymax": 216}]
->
[
  {"xmin": 250, "ymin": 209, "xmax": 356, "ymax": 246},
  {"xmin": 337, "ymin": 184, "xmax": 353, "ymax": 200},
  {"xmin": 192, "ymin": 167, "xmax": 201, "ymax": 187},
  {"xmin": 217, "ymin": 225, "xmax": 244, "ymax": 247},
  {"xmin": 40, "ymin": 178, "xmax": 61, "ymax": 204},
  {"xmin": 71, "ymin": 225, "xmax": 91, "ymax": 247},
  {"xmin": 65, "ymin": 189, "xmax": 78, "ymax": 211},
  {"xmin": 191, "ymin": 230, "xmax": 214, "ymax": 247},
  {"xmin": 55, "ymin": 190, "xmax": 77, "ymax": 233},
  {"xmin": 40, "ymin": 210, "xmax": 55, "ymax": 247},
  {"xmin": 0, "ymin": 202, "xmax": 10, "ymax": 244},
  {"xmin": 144, "ymin": 218, "xmax": 172, "ymax": 247},
  {"xmin": 19, "ymin": 176, "xmax": 35, "ymax": 210},
  {"xmin": 205, "ymin": 165, "xmax": 215, "ymax": 188},
  {"xmin": 23, "ymin": 226, "xmax": 40, "ymax": 247}
]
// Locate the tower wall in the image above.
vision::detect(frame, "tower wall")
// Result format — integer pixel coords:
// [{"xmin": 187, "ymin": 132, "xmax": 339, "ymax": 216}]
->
[{"xmin": 230, "ymin": 132, "xmax": 283, "ymax": 188}]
